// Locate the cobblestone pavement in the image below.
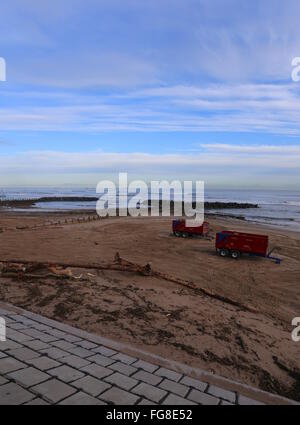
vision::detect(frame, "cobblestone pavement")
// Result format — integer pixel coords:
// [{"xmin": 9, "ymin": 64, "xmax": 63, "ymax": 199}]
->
[{"xmin": 0, "ymin": 304, "xmax": 297, "ymax": 405}]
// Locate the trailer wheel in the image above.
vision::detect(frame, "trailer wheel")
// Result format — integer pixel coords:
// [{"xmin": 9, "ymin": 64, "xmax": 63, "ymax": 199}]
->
[
  {"xmin": 182, "ymin": 232, "xmax": 189, "ymax": 238},
  {"xmin": 231, "ymin": 250, "xmax": 240, "ymax": 259},
  {"xmin": 219, "ymin": 249, "xmax": 229, "ymax": 257},
  {"xmin": 174, "ymin": 231, "xmax": 181, "ymax": 237}
]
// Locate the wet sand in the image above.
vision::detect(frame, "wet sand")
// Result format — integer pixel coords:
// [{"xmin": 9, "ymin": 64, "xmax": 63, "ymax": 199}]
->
[{"xmin": 0, "ymin": 211, "xmax": 299, "ymax": 401}]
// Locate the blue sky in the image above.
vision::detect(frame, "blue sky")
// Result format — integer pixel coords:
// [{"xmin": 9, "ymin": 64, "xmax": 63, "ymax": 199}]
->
[{"xmin": 0, "ymin": 0, "xmax": 300, "ymax": 187}]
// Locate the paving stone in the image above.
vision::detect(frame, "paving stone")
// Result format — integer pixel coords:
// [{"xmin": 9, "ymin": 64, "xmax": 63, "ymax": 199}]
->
[
  {"xmin": 1, "ymin": 316, "xmax": 15, "ymax": 324},
  {"xmin": 0, "ymin": 376, "xmax": 9, "ymax": 385},
  {"xmin": 111, "ymin": 352, "xmax": 137, "ymax": 365},
  {"xmin": 23, "ymin": 339, "xmax": 50, "ymax": 351},
  {"xmin": 0, "ymin": 307, "xmax": 288, "ymax": 406},
  {"xmin": 76, "ymin": 340, "xmax": 98, "ymax": 350},
  {"xmin": 28, "ymin": 356, "xmax": 61, "ymax": 371},
  {"xmin": 59, "ymin": 391, "xmax": 106, "ymax": 405},
  {"xmin": 105, "ymin": 372, "xmax": 138, "ymax": 391},
  {"xmin": 18, "ymin": 318, "xmax": 37, "ymax": 326},
  {"xmin": 159, "ymin": 378, "xmax": 189, "ymax": 397},
  {"xmin": 22, "ymin": 328, "xmax": 58, "ymax": 343},
  {"xmin": 138, "ymin": 398, "xmax": 157, "ymax": 405},
  {"xmin": 221, "ymin": 400, "xmax": 235, "ymax": 405},
  {"xmin": 25, "ymin": 398, "xmax": 49, "ymax": 405},
  {"xmin": 8, "ymin": 314, "xmax": 28, "ymax": 323},
  {"xmin": 31, "ymin": 324, "xmax": 52, "ymax": 332},
  {"xmin": 0, "ymin": 382, "xmax": 35, "ymax": 405},
  {"xmin": 81, "ymin": 363, "xmax": 113, "ymax": 379},
  {"xmin": 188, "ymin": 389, "xmax": 220, "ymax": 405},
  {"xmin": 62, "ymin": 334, "xmax": 82, "ymax": 343},
  {"xmin": 109, "ymin": 361, "xmax": 137, "ymax": 376},
  {"xmin": 61, "ymin": 354, "xmax": 90, "ymax": 369},
  {"xmin": 8, "ymin": 323, "xmax": 28, "ymax": 330},
  {"xmin": 155, "ymin": 367, "xmax": 182, "ymax": 383},
  {"xmin": 7, "ymin": 347, "xmax": 41, "ymax": 361},
  {"xmin": 162, "ymin": 394, "xmax": 196, "ymax": 405},
  {"xmin": 35, "ymin": 331, "xmax": 57, "ymax": 342},
  {"xmin": 0, "ymin": 339, "xmax": 22, "ymax": 351},
  {"xmin": 22, "ymin": 314, "xmax": 55, "ymax": 326},
  {"xmin": 87, "ymin": 353, "xmax": 115, "ymax": 367},
  {"xmin": 238, "ymin": 395, "xmax": 265, "ymax": 405},
  {"xmin": 31, "ymin": 378, "xmax": 77, "ymax": 403},
  {"xmin": 22, "ymin": 322, "xmax": 39, "ymax": 328},
  {"xmin": 132, "ymin": 370, "xmax": 162, "ymax": 386},
  {"xmin": 180, "ymin": 376, "xmax": 208, "ymax": 392},
  {"xmin": 132, "ymin": 359, "xmax": 159, "ymax": 373},
  {"xmin": 0, "ymin": 357, "xmax": 27, "ymax": 373},
  {"xmin": 45, "ymin": 328, "xmax": 67, "ymax": 339},
  {"xmin": 48, "ymin": 365, "xmax": 85, "ymax": 383},
  {"xmin": 40, "ymin": 347, "xmax": 69, "ymax": 359},
  {"xmin": 51, "ymin": 340, "xmax": 76, "ymax": 351},
  {"xmin": 68, "ymin": 346, "xmax": 93, "ymax": 358},
  {"xmin": 207, "ymin": 385, "xmax": 236, "ymax": 403},
  {"xmin": 92, "ymin": 345, "xmax": 117, "ymax": 357},
  {"xmin": 132, "ymin": 382, "xmax": 167, "ymax": 403},
  {"xmin": 19, "ymin": 311, "xmax": 37, "ymax": 319},
  {"xmin": 73, "ymin": 375, "xmax": 111, "ymax": 396},
  {"xmin": 8, "ymin": 367, "xmax": 49, "ymax": 387},
  {"xmin": 100, "ymin": 387, "xmax": 139, "ymax": 405},
  {"xmin": 7, "ymin": 330, "xmax": 34, "ymax": 343}
]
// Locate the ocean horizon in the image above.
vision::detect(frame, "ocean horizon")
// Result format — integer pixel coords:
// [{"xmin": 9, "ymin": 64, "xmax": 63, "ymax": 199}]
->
[{"xmin": 1, "ymin": 186, "xmax": 300, "ymax": 232}]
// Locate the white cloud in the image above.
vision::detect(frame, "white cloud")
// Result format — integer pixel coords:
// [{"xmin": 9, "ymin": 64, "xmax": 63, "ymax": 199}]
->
[
  {"xmin": 199, "ymin": 143, "xmax": 300, "ymax": 154},
  {"xmin": 11, "ymin": 53, "xmax": 158, "ymax": 88},
  {"xmin": 1, "ymin": 144, "xmax": 299, "ymax": 187},
  {"xmin": 2, "ymin": 82, "xmax": 300, "ymax": 135},
  {"xmin": 1, "ymin": 146, "xmax": 299, "ymax": 173},
  {"xmin": 3, "ymin": 1, "xmax": 300, "ymax": 86}
]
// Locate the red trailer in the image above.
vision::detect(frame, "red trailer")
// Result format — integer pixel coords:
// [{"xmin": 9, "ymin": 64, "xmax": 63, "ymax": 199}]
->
[
  {"xmin": 215, "ymin": 230, "xmax": 282, "ymax": 262},
  {"xmin": 172, "ymin": 219, "xmax": 209, "ymax": 238}
]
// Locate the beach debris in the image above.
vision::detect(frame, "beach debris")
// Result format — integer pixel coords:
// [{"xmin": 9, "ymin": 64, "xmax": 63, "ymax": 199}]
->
[
  {"xmin": 0, "ymin": 262, "xmax": 26, "ymax": 273},
  {"xmin": 114, "ymin": 252, "xmax": 121, "ymax": 264},
  {"xmin": 48, "ymin": 266, "xmax": 73, "ymax": 277},
  {"xmin": 0, "ymin": 261, "xmax": 80, "ymax": 281},
  {"xmin": 0, "ymin": 256, "xmax": 257, "ymax": 312},
  {"xmin": 144, "ymin": 263, "xmax": 152, "ymax": 275}
]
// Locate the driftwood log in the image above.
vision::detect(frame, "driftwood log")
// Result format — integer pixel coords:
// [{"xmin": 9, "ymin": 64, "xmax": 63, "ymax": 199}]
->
[{"xmin": 0, "ymin": 254, "xmax": 257, "ymax": 313}]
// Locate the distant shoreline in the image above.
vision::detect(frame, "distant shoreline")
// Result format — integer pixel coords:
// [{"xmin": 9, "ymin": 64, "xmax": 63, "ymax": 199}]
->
[{"xmin": 0, "ymin": 196, "xmax": 259, "ymax": 211}]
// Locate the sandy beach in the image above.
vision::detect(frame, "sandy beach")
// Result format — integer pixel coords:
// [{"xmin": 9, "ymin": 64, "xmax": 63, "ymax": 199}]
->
[{"xmin": 0, "ymin": 211, "xmax": 299, "ymax": 401}]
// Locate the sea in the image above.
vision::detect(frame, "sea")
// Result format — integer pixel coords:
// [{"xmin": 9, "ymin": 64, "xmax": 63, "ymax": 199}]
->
[{"xmin": 0, "ymin": 187, "xmax": 300, "ymax": 232}]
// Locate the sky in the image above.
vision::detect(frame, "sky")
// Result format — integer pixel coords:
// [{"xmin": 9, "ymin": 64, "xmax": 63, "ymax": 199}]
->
[{"xmin": 0, "ymin": 0, "xmax": 300, "ymax": 188}]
